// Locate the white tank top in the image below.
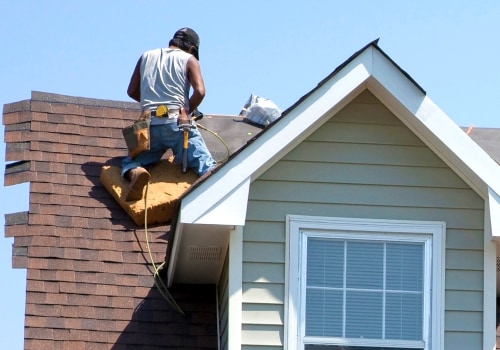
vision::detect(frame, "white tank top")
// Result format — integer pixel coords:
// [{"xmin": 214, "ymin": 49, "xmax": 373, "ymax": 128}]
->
[{"xmin": 139, "ymin": 48, "xmax": 192, "ymax": 112}]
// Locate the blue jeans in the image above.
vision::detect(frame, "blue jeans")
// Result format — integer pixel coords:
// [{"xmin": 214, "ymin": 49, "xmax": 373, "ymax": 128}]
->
[{"xmin": 121, "ymin": 122, "xmax": 216, "ymax": 177}]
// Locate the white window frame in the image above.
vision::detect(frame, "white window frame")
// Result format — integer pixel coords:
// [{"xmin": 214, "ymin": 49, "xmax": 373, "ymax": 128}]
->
[{"xmin": 285, "ymin": 215, "xmax": 445, "ymax": 350}]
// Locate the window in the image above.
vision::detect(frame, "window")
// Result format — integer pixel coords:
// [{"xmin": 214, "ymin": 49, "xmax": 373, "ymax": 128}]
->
[{"xmin": 286, "ymin": 216, "xmax": 444, "ymax": 350}]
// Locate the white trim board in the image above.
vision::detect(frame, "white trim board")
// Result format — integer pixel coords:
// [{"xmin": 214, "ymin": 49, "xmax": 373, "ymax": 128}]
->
[{"xmin": 285, "ymin": 215, "xmax": 445, "ymax": 350}]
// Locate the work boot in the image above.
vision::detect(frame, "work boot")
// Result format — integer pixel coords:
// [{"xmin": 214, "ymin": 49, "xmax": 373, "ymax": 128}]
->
[{"xmin": 125, "ymin": 167, "xmax": 151, "ymax": 201}]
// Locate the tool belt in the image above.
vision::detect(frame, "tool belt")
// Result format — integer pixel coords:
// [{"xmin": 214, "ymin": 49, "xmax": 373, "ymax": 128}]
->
[
  {"xmin": 122, "ymin": 115, "xmax": 150, "ymax": 159},
  {"xmin": 141, "ymin": 105, "xmax": 180, "ymax": 119},
  {"xmin": 122, "ymin": 105, "xmax": 181, "ymax": 159}
]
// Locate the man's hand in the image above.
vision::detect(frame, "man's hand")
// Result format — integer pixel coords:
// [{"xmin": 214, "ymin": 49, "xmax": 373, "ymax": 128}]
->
[
  {"xmin": 178, "ymin": 117, "xmax": 190, "ymax": 127},
  {"xmin": 178, "ymin": 108, "xmax": 191, "ymax": 127}
]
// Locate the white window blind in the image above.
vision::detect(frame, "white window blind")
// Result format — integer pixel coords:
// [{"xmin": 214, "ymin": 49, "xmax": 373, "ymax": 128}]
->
[{"xmin": 305, "ymin": 238, "xmax": 424, "ymax": 342}]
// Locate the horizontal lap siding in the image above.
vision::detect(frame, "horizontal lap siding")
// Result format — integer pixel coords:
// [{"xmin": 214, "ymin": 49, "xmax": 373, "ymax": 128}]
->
[{"xmin": 242, "ymin": 90, "xmax": 484, "ymax": 349}]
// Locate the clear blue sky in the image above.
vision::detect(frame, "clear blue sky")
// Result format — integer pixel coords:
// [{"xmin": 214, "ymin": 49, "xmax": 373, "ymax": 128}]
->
[{"xmin": 1, "ymin": 1, "xmax": 499, "ymax": 348}]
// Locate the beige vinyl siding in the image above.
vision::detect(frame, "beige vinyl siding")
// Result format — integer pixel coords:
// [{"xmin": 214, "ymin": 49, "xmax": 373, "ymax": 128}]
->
[{"xmin": 241, "ymin": 89, "xmax": 484, "ymax": 349}]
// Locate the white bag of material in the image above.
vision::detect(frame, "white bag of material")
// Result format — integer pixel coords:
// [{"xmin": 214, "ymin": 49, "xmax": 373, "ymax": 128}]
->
[{"xmin": 239, "ymin": 94, "xmax": 281, "ymax": 127}]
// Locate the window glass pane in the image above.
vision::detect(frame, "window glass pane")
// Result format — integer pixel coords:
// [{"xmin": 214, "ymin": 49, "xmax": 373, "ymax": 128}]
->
[
  {"xmin": 386, "ymin": 243, "xmax": 424, "ymax": 292},
  {"xmin": 306, "ymin": 288, "xmax": 343, "ymax": 337},
  {"xmin": 307, "ymin": 239, "xmax": 344, "ymax": 288},
  {"xmin": 305, "ymin": 346, "xmax": 422, "ymax": 350},
  {"xmin": 346, "ymin": 242, "xmax": 383, "ymax": 289},
  {"xmin": 346, "ymin": 291, "xmax": 383, "ymax": 339},
  {"xmin": 386, "ymin": 292, "xmax": 423, "ymax": 340}
]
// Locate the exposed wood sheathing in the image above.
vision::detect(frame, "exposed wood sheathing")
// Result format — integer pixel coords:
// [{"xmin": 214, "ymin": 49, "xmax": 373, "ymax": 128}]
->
[{"xmin": 100, "ymin": 159, "xmax": 198, "ymax": 226}]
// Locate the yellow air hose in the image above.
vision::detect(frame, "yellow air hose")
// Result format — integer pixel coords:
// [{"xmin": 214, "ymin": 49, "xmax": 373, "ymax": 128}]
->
[
  {"xmin": 140, "ymin": 122, "xmax": 230, "ymax": 315},
  {"xmin": 143, "ymin": 182, "xmax": 185, "ymax": 316}
]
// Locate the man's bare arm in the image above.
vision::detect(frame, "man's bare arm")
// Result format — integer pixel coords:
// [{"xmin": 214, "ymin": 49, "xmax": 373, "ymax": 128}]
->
[
  {"xmin": 127, "ymin": 58, "xmax": 141, "ymax": 102},
  {"xmin": 186, "ymin": 56, "xmax": 206, "ymax": 113}
]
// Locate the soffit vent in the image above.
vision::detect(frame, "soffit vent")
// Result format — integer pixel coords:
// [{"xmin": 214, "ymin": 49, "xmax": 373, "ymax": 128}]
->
[
  {"xmin": 189, "ymin": 246, "xmax": 221, "ymax": 262},
  {"xmin": 497, "ymin": 257, "xmax": 500, "ymax": 272}
]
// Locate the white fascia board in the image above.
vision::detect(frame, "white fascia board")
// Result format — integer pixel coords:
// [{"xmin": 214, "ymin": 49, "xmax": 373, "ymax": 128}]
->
[
  {"xmin": 367, "ymin": 48, "xmax": 500, "ymax": 200},
  {"xmin": 413, "ymin": 96, "xmax": 500, "ymax": 198},
  {"xmin": 180, "ymin": 48, "xmax": 375, "ymax": 225},
  {"xmin": 370, "ymin": 49, "xmax": 426, "ymax": 114},
  {"xmin": 372, "ymin": 83, "xmax": 494, "ymax": 198},
  {"xmin": 180, "ymin": 176, "xmax": 251, "ymax": 225},
  {"xmin": 488, "ymin": 188, "xmax": 500, "ymax": 239}
]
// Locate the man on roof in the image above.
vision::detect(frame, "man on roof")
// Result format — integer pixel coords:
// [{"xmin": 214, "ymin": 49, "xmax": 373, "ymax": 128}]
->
[{"xmin": 122, "ymin": 27, "xmax": 216, "ymax": 201}]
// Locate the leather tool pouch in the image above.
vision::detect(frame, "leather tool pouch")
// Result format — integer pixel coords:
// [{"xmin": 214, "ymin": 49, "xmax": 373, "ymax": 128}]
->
[{"xmin": 122, "ymin": 117, "xmax": 150, "ymax": 159}]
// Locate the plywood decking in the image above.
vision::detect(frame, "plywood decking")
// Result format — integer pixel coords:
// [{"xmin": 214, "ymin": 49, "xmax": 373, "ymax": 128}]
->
[{"xmin": 100, "ymin": 159, "xmax": 198, "ymax": 226}]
